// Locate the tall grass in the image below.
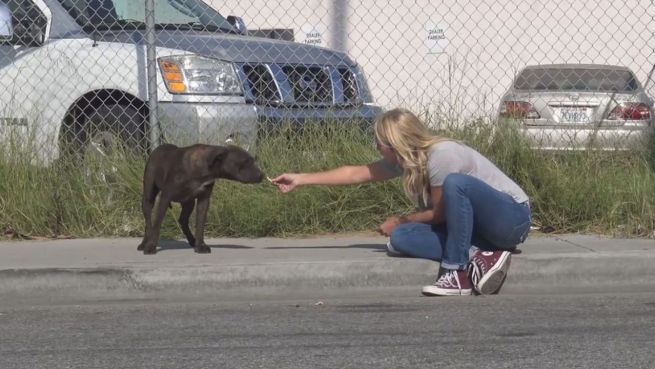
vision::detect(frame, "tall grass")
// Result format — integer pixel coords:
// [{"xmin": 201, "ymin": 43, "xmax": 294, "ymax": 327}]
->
[
  {"xmin": 445, "ymin": 119, "xmax": 655, "ymax": 236},
  {"xmin": 1, "ymin": 120, "xmax": 653, "ymax": 239}
]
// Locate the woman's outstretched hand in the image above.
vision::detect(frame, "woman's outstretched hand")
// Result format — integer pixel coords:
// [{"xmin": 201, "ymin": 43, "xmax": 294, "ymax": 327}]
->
[{"xmin": 271, "ymin": 173, "xmax": 302, "ymax": 193}]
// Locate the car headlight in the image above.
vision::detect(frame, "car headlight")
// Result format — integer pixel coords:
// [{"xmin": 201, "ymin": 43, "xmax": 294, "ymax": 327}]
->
[{"xmin": 158, "ymin": 55, "xmax": 242, "ymax": 95}]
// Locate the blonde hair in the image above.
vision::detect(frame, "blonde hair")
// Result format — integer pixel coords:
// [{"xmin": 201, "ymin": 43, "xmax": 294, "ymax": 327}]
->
[{"xmin": 374, "ymin": 108, "xmax": 452, "ymax": 207}]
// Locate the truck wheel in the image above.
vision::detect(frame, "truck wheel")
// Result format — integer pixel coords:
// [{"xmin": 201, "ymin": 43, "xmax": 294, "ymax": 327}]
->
[{"xmin": 80, "ymin": 104, "xmax": 147, "ymax": 186}]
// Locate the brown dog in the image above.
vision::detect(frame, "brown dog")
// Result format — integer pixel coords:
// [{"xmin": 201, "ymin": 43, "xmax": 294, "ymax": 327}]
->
[{"xmin": 137, "ymin": 143, "xmax": 264, "ymax": 254}]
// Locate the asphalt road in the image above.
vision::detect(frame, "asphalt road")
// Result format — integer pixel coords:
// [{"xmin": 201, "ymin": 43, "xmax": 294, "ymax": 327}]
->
[{"xmin": 1, "ymin": 291, "xmax": 653, "ymax": 369}]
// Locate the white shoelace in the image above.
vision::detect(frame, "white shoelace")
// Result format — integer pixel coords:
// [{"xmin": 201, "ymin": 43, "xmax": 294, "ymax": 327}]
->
[
  {"xmin": 436, "ymin": 270, "xmax": 461, "ymax": 289},
  {"xmin": 469, "ymin": 262, "xmax": 482, "ymax": 287},
  {"xmin": 472, "ymin": 254, "xmax": 489, "ymax": 273}
]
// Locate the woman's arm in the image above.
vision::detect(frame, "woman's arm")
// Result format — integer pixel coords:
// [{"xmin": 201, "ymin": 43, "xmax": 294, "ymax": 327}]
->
[
  {"xmin": 398, "ymin": 186, "xmax": 446, "ymax": 224},
  {"xmin": 273, "ymin": 160, "xmax": 399, "ymax": 193},
  {"xmin": 379, "ymin": 186, "xmax": 445, "ymax": 235}
]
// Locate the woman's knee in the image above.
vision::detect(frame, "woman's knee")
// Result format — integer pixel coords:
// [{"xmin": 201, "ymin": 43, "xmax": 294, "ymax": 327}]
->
[
  {"xmin": 389, "ymin": 223, "xmax": 420, "ymax": 251},
  {"xmin": 389, "ymin": 222, "xmax": 443, "ymax": 260},
  {"xmin": 442, "ymin": 173, "xmax": 470, "ymax": 194}
]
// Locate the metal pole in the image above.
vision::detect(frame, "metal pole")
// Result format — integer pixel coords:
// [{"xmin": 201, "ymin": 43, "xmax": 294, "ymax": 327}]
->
[
  {"xmin": 145, "ymin": 0, "xmax": 160, "ymax": 150},
  {"xmin": 331, "ymin": 0, "xmax": 347, "ymax": 52}
]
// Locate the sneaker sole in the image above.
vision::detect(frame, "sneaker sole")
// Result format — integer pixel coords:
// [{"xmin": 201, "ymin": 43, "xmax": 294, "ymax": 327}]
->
[
  {"xmin": 386, "ymin": 241, "xmax": 403, "ymax": 256},
  {"xmin": 421, "ymin": 285, "xmax": 472, "ymax": 296},
  {"xmin": 476, "ymin": 252, "xmax": 511, "ymax": 295}
]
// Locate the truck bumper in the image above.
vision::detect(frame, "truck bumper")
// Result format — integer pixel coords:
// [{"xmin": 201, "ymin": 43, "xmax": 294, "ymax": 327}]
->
[
  {"xmin": 158, "ymin": 102, "xmax": 383, "ymax": 150},
  {"xmin": 158, "ymin": 102, "xmax": 259, "ymax": 150},
  {"xmin": 256, "ymin": 103, "xmax": 382, "ymax": 124}
]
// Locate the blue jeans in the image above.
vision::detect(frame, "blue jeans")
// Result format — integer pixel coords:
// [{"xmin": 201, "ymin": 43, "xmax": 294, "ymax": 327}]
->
[{"xmin": 389, "ymin": 173, "xmax": 531, "ymax": 270}]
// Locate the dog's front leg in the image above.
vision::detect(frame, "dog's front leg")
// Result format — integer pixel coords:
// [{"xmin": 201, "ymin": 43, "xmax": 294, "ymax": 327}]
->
[
  {"xmin": 193, "ymin": 186, "xmax": 213, "ymax": 254},
  {"xmin": 142, "ymin": 195, "xmax": 171, "ymax": 255},
  {"xmin": 178, "ymin": 200, "xmax": 196, "ymax": 247}
]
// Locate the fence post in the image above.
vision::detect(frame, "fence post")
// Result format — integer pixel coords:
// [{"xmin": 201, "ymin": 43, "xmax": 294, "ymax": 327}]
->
[
  {"xmin": 145, "ymin": 0, "xmax": 160, "ymax": 151},
  {"xmin": 331, "ymin": 0, "xmax": 348, "ymax": 52}
]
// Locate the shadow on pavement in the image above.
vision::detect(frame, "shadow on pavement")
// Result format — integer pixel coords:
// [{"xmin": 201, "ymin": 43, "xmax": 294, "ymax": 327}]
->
[
  {"xmin": 264, "ymin": 243, "xmax": 387, "ymax": 252},
  {"xmin": 158, "ymin": 239, "xmax": 254, "ymax": 252}
]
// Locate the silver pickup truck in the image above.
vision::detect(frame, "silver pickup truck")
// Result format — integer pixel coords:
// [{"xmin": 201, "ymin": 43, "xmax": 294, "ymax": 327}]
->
[{"xmin": 0, "ymin": 0, "xmax": 381, "ymax": 165}]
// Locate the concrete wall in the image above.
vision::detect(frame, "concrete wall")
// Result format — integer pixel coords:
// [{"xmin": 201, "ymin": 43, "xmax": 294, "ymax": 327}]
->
[{"xmin": 210, "ymin": 0, "xmax": 655, "ymax": 118}]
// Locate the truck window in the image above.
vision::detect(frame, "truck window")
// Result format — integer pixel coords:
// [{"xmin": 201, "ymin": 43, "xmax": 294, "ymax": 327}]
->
[
  {"xmin": 113, "ymin": 0, "xmax": 196, "ymax": 24},
  {"xmin": 2, "ymin": 0, "xmax": 47, "ymax": 45},
  {"xmin": 56, "ymin": 0, "xmax": 235, "ymax": 33},
  {"xmin": 57, "ymin": 0, "xmax": 118, "ymax": 25}
]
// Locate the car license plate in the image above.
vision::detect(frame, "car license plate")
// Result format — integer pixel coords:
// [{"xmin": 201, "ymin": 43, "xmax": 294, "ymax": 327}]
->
[{"xmin": 558, "ymin": 107, "xmax": 590, "ymax": 123}]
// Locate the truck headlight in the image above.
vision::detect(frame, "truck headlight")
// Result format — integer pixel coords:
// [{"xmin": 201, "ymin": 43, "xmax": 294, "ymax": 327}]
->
[{"xmin": 158, "ymin": 55, "xmax": 242, "ymax": 95}]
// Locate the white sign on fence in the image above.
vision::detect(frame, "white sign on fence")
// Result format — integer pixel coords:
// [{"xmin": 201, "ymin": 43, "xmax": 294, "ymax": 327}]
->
[
  {"xmin": 297, "ymin": 24, "xmax": 326, "ymax": 46},
  {"xmin": 424, "ymin": 21, "xmax": 449, "ymax": 54}
]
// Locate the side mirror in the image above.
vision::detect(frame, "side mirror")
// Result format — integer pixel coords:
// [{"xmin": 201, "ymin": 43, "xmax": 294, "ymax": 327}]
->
[
  {"xmin": 226, "ymin": 15, "xmax": 247, "ymax": 36},
  {"xmin": 0, "ymin": 3, "xmax": 13, "ymax": 42}
]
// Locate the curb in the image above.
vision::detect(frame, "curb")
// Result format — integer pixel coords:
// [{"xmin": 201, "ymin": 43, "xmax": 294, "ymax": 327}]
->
[{"xmin": 2, "ymin": 251, "xmax": 654, "ymax": 301}]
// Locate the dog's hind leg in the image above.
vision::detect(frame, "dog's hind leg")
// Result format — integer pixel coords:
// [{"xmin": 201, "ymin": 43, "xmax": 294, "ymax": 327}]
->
[
  {"xmin": 178, "ymin": 199, "xmax": 196, "ymax": 247},
  {"xmin": 142, "ymin": 193, "xmax": 169, "ymax": 255},
  {"xmin": 137, "ymin": 183, "xmax": 159, "ymax": 251}
]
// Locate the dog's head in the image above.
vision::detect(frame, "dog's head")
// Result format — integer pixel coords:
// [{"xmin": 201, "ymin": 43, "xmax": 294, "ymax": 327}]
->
[{"xmin": 209, "ymin": 145, "xmax": 264, "ymax": 184}]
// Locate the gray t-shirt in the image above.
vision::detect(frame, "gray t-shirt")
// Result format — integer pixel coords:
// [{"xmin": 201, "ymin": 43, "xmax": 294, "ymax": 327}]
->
[{"xmin": 379, "ymin": 141, "xmax": 529, "ymax": 208}]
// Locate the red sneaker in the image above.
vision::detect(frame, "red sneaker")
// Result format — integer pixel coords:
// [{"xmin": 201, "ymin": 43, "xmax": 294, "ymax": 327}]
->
[
  {"xmin": 421, "ymin": 268, "xmax": 472, "ymax": 296},
  {"xmin": 469, "ymin": 250, "xmax": 511, "ymax": 295}
]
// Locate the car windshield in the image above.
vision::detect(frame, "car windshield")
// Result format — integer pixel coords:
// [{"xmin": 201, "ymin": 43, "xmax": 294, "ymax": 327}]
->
[
  {"xmin": 56, "ymin": 0, "xmax": 237, "ymax": 33},
  {"xmin": 514, "ymin": 67, "xmax": 639, "ymax": 92}
]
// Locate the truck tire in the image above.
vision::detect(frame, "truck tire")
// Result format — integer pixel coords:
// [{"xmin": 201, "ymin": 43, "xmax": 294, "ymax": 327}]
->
[{"xmin": 79, "ymin": 104, "xmax": 147, "ymax": 184}]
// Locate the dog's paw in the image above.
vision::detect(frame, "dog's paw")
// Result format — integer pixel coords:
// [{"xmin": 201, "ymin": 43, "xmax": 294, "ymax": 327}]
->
[
  {"xmin": 137, "ymin": 243, "xmax": 145, "ymax": 251},
  {"xmin": 142, "ymin": 244, "xmax": 158, "ymax": 255},
  {"xmin": 194, "ymin": 243, "xmax": 211, "ymax": 254}
]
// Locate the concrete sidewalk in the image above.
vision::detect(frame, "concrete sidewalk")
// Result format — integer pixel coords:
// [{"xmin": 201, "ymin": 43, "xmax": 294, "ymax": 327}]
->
[{"xmin": 1, "ymin": 234, "xmax": 654, "ymax": 300}]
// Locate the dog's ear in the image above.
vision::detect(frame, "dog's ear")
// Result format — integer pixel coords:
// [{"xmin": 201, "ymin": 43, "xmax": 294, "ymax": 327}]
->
[{"xmin": 209, "ymin": 146, "xmax": 229, "ymax": 170}]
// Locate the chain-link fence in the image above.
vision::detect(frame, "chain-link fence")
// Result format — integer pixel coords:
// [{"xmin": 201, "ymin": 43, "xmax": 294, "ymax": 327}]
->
[
  {"xmin": 0, "ymin": 0, "xmax": 654, "ymax": 165},
  {"xmin": 1, "ymin": 0, "xmax": 655, "ymax": 238}
]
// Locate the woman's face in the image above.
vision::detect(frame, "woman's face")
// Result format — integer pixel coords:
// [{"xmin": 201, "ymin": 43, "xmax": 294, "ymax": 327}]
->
[{"xmin": 376, "ymin": 139, "xmax": 398, "ymax": 164}]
